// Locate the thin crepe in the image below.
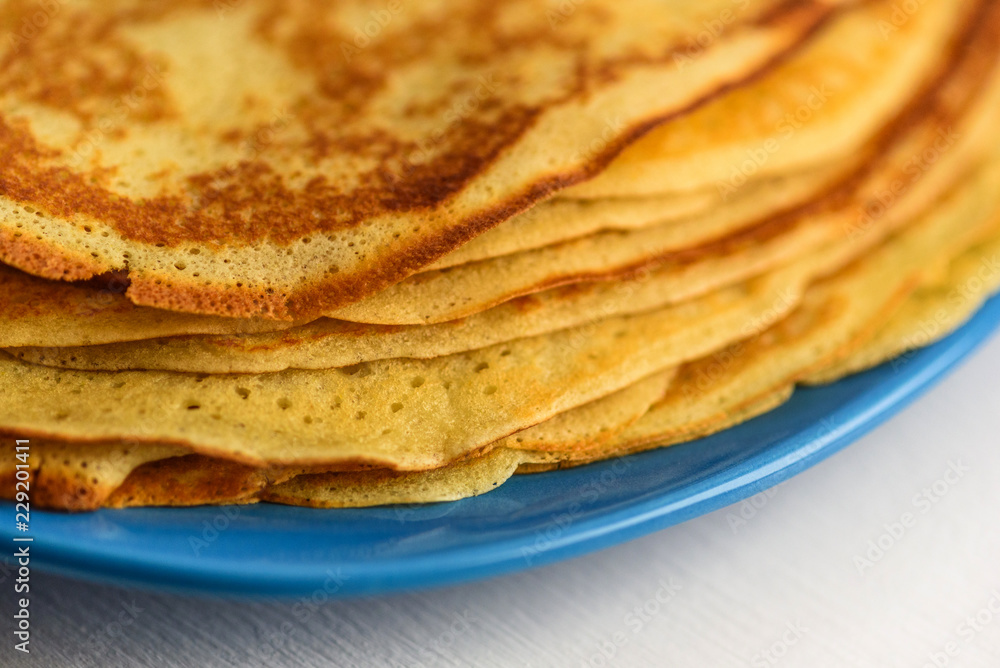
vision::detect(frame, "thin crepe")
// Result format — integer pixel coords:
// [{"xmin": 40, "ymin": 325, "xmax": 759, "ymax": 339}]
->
[
  {"xmin": 12, "ymin": 178, "xmax": 1000, "ymax": 510},
  {"xmin": 0, "ymin": 252, "xmax": 820, "ymax": 470},
  {"xmin": 565, "ymin": 0, "xmax": 974, "ymax": 197},
  {"xmin": 0, "ymin": 0, "xmax": 840, "ymax": 319},
  {"xmin": 0, "ymin": 371, "xmax": 674, "ymax": 510},
  {"xmin": 2, "ymin": 143, "xmax": 997, "ymax": 477},
  {"xmin": 327, "ymin": 11, "xmax": 1000, "ymax": 326}
]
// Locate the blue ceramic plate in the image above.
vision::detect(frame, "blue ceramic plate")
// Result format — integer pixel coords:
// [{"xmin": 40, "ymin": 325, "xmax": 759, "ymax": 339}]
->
[{"xmin": 4, "ymin": 294, "xmax": 1000, "ymax": 599}]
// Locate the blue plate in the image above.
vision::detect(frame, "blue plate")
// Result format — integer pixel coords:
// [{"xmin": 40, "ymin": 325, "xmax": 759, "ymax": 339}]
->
[{"xmin": 4, "ymin": 294, "xmax": 1000, "ymax": 599}]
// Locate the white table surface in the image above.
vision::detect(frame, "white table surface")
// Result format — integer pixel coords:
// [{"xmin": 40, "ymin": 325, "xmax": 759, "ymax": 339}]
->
[{"xmin": 3, "ymin": 334, "xmax": 1000, "ymax": 668}]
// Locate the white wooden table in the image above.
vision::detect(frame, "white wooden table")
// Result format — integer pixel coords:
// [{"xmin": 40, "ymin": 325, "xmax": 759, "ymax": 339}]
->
[{"xmin": 3, "ymin": 335, "xmax": 1000, "ymax": 668}]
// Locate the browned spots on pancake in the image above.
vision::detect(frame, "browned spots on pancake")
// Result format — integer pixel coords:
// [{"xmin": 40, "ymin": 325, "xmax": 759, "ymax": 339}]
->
[
  {"xmin": 31, "ymin": 468, "xmax": 108, "ymax": 512},
  {"xmin": 551, "ymin": 281, "xmax": 601, "ymax": 300},
  {"xmin": 0, "ymin": 0, "xmax": 842, "ymax": 319},
  {"xmin": 0, "ymin": 102, "xmax": 538, "ymax": 249},
  {"xmin": 3, "ymin": 1, "xmax": 557, "ymax": 245},
  {"xmin": 335, "ymin": 0, "xmax": 1000, "ymax": 322},
  {"xmin": 125, "ymin": 273, "xmax": 294, "ymax": 319},
  {"xmin": 96, "ymin": 455, "xmax": 471, "ymax": 509},
  {"xmin": 0, "ymin": 0, "xmax": 829, "ymax": 242},
  {"xmin": 0, "ymin": 0, "xmax": 181, "ymax": 126},
  {"xmin": 507, "ymin": 292, "xmax": 547, "ymax": 315}
]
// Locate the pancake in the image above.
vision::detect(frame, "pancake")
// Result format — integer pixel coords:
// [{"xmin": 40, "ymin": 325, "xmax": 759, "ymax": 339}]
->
[
  {"xmin": 427, "ymin": 164, "xmax": 841, "ymax": 271},
  {"xmin": 0, "ymin": 263, "xmax": 297, "ymax": 348},
  {"xmin": 2, "ymin": 138, "xmax": 997, "ymax": 487},
  {"xmin": 1, "ymin": 214, "xmax": 859, "ymax": 374},
  {"xmin": 11, "ymin": 179, "xmax": 1000, "ymax": 510},
  {"xmin": 3, "ymin": 1, "xmax": 991, "ymax": 350},
  {"xmin": 2, "ymin": 0, "xmax": 998, "ymax": 514},
  {"xmin": 5, "ymin": 264, "xmax": 799, "ymax": 373},
  {"xmin": 802, "ymin": 235, "xmax": 1000, "ymax": 384},
  {"xmin": 564, "ymin": 0, "xmax": 975, "ymax": 198},
  {"xmin": 0, "ymin": 247, "xmax": 825, "ymax": 471},
  {"xmin": 0, "ymin": 0, "xmax": 841, "ymax": 320},
  {"xmin": 427, "ymin": 186, "xmax": 717, "ymax": 271},
  {"xmin": 326, "ymin": 12, "xmax": 1000, "ymax": 326},
  {"xmin": 9, "ymin": 73, "xmax": 991, "ymax": 367},
  {"xmin": 0, "ymin": 156, "xmax": 838, "ymax": 352},
  {"xmin": 0, "ymin": 440, "xmax": 186, "ymax": 512},
  {"xmin": 217, "ymin": 448, "xmax": 524, "ymax": 510},
  {"xmin": 0, "ymin": 371, "xmax": 674, "ymax": 510},
  {"xmin": 494, "ymin": 370, "xmax": 674, "ymax": 454},
  {"xmin": 523, "ymin": 220, "xmax": 1000, "ymax": 472},
  {"xmin": 584, "ymin": 160, "xmax": 1000, "ymax": 463},
  {"xmin": 113, "ymin": 204, "xmax": 1000, "ymax": 507}
]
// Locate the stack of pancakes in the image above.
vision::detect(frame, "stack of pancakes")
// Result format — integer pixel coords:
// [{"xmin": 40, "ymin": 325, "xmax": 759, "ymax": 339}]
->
[{"xmin": 2, "ymin": 0, "xmax": 999, "ymax": 510}]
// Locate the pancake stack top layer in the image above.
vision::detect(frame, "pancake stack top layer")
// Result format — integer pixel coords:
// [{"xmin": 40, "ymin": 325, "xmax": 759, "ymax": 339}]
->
[
  {"xmin": 0, "ymin": 0, "xmax": 842, "ymax": 319},
  {"xmin": 2, "ymin": 0, "xmax": 1000, "ymax": 511}
]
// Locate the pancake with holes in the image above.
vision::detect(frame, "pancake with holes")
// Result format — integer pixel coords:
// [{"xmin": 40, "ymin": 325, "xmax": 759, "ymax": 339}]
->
[
  {"xmin": 8, "ymin": 170, "xmax": 1000, "ymax": 509},
  {"xmin": 2, "ymin": 0, "xmax": 1000, "ymax": 513}
]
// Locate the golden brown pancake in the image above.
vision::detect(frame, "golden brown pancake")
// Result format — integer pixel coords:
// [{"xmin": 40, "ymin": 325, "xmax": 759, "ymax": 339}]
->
[
  {"xmin": 0, "ymin": 250, "xmax": 826, "ymax": 471},
  {"xmin": 427, "ymin": 186, "xmax": 718, "ymax": 271},
  {"xmin": 324, "ymin": 5, "xmax": 1000, "ymax": 325},
  {"xmin": 2, "ymin": 0, "xmax": 999, "ymax": 513},
  {"xmin": 3, "ymin": 132, "xmax": 998, "ymax": 480},
  {"xmin": 565, "ymin": 0, "xmax": 975, "ymax": 197},
  {"xmin": 594, "ymin": 161, "xmax": 1000, "ymax": 461},
  {"xmin": 10, "ymin": 176, "xmax": 1000, "ymax": 510},
  {"xmin": 0, "ymin": 263, "xmax": 295, "ymax": 348},
  {"xmin": 528, "ymin": 219, "xmax": 1000, "ymax": 472},
  {"xmin": 0, "ymin": 0, "xmax": 841, "ymax": 320},
  {"xmin": 802, "ymin": 235, "xmax": 1000, "ymax": 384},
  {"xmin": 0, "ymin": 371, "xmax": 673, "ymax": 510},
  {"xmin": 0, "ymin": 158, "xmax": 835, "ymax": 351},
  {"xmin": 1, "ymin": 0, "xmax": 986, "ymax": 347}
]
